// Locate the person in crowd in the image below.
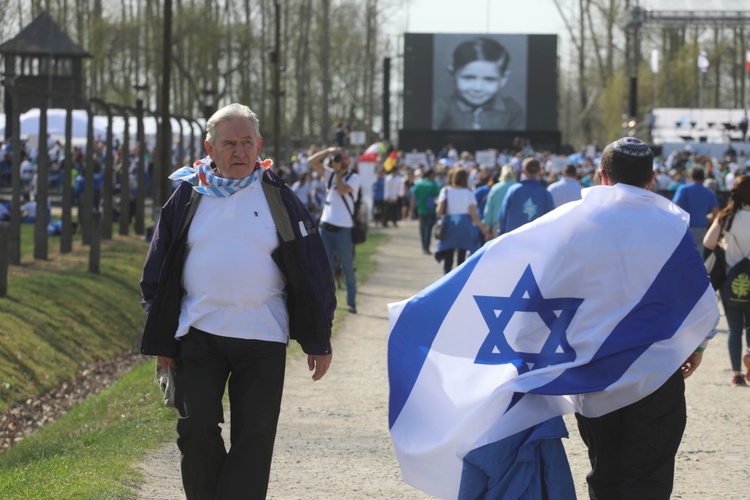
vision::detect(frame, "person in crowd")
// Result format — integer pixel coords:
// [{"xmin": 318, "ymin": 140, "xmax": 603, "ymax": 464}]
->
[
  {"xmin": 139, "ymin": 103, "xmax": 335, "ymax": 500},
  {"xmin": 547, "ymin": 163, "xmax": 582, "ymax": 208},
  {"xmin": 704, "ymin": 174, "xmax": 750, "ymax": 386},
  {"xmin": 372, "ymin": 169, "xmax": 386, "ymax": 226},
  {"xmin": 482, "ymin": 164, "xmax": 517, "ymax": 238},
  {"xmin": 20, "ymin": 151, "xmax": 35, "ymax": 192},
  {"xmin": 383, "ymin": 167, "xmax": 402, "ymax": 228},
  {"xmin": 667, "ymin": 171, "xmax": 684, "ymax": 191},
  {"xmin": 574, "ymin": 137, "xmax": 715, "ymax": 499},
  {"xmin": 672, "ymin": 166, "xmax": 719, "ymax": 253},
  {"xmin": 401, "ymin": 167, "xmax": 416, "ymax": 220},
  {"xmin": 655, "ymin": 167, "xmax": 672, "ymax": 191},
  {"xmin": 309, "ymin": 145, "xmax": 361, "ymax": 314},
  {"xmin": 434, "ymin": 167, "xmax": 488, "ymax": 274},
  {"xmin": 334, "ymin": 122, "xmax": 347, "ymax": 147},
  {"xmin": 20, "ymin": 193, "xmax": 37, "ymax": 223},
  {"xmin": 291, "ymin": 171, "xmax": 314, "ymax": 210},
  {"xmin": 473, "ymin": 168, "xmax": 494, "ymax": 220},
  {"xmin": 433, "ymin": 37, "xmax": 524, "ymax": 130},
  {"xmin": 410, "ymin": 167, "xmax": 442, "ymax": 255},
  {"xmin": 0, "ymin": 198, "xmax": 8, "ymax": 221},
  {"xmin": 311, "ymin": 171, "xmax": 326, "ymax": 219},
  {"xmin": 497, "ymin": 158, "xmax": 554, "ymax": 236}
]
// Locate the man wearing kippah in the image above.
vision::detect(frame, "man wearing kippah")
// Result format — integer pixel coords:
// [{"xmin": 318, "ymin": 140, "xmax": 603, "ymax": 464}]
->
[
  {"xmin": 574, "ymin": 137, "xmax": 715, "ymax": 499},
  {"xmin": 140, "ymin": 103, "xmax": 335, "ymax": 499}
]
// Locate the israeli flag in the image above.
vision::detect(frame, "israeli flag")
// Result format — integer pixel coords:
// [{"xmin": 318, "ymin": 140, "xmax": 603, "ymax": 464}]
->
[{"xmin": 388, "ymin": 184, "xmax": 719, "ymax": 499}]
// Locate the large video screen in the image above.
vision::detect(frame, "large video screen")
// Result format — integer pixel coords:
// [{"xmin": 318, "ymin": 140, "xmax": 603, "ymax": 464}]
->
[{"xmin": 403, "ymin": 33, "xmax": 558, "ymax": 133}]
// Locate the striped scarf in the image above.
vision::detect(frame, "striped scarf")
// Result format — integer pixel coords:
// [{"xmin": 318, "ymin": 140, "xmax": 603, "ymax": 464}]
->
[{"xmin": 169, "ymin": 155, "xmax": 273, "ymax": 197}]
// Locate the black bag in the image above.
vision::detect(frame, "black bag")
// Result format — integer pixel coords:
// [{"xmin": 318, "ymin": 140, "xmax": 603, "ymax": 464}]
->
[
  {"xmin": 433, "ymin": 217, "xmax": 446, "ymax": 240},
  {"xmin": 704, "ymin": 246, "xmax": 726, "ymax": 291},
  {"xmin": 723, "ymin": 257, "xmax": 750, "ymax": 308},
  {"xmin": 722, "ymin": 232, "xmax": 750, "ymax": 308},
  {"xmin": 352, "ymin": 219, "xmax": 367, "ymax": 244},
  {"xmin": 433, "ymin": 190, "xmax": 448, "ymax": 241}
]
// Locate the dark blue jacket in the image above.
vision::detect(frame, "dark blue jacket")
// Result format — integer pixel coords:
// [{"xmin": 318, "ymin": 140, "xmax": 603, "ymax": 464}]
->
[{"xmin": 140, "ymin": 168, "xmax": 336, "ymax": 356}]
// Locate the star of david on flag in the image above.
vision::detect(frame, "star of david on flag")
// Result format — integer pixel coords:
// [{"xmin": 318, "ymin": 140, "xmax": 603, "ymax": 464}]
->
[
  {"xmin": 388, "ymin": 184, "xmax": 719, "ymax": 499},
  {"xmin": 522, "ymin": 197, "xmax": 538, "ymax": 220}
]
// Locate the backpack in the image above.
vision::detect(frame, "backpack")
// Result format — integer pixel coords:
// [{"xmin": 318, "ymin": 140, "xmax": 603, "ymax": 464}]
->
[{"xmin": 722, "ymin": 233, "xmax": 750, "ymax": 308}]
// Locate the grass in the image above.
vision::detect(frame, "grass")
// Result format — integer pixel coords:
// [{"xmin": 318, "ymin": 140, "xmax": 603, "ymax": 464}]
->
[
  {"xmin": 0, "ymin": 226, "xmax": 389, "ymax": 498},
  {"xmin": 0, "ymin": 362, "xmax": 174, "ymax": 499},
  {"xmin": 0, "ymin": 231, "xmax": 147, "ymax": 413}
]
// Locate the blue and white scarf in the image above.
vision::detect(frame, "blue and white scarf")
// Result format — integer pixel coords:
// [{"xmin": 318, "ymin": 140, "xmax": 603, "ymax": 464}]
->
[{"xmin": 169, "ymin": 155, "xmax": 271, "ymax": 197}]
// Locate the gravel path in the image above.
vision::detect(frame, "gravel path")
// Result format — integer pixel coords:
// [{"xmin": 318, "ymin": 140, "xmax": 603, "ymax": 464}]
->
[{"xmin": 137, "ymin": 220, "xmax": 750, "ymax": 499}]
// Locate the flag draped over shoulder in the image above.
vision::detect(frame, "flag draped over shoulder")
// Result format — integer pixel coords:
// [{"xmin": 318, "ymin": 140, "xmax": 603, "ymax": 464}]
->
[{"xmin": 388, "ymin": 184, "xmax": 719, "ymax": 499}]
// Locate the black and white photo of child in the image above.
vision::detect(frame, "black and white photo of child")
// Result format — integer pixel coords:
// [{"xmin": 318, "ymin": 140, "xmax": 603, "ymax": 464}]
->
[{"xmin": 432, "ymin": 35, "xmax": 527, "ymax": 131}]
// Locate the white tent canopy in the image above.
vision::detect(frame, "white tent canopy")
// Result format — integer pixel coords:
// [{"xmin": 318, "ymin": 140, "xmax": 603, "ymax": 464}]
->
[{"xmin": 0, "ymin": 108, "xmax": 204, "ymax": 150}]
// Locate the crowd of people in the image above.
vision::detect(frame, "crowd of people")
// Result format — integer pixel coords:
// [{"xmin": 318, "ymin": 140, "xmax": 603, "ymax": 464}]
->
[{"xmin": 0, "ymin": 133, "xmax": 183, "ymax": 230}]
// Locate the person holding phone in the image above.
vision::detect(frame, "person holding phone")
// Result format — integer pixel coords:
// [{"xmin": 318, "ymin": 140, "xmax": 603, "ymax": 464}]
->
[{"xmin": 309, "ymin": 146, "xmax": 361, "ymax": 314}]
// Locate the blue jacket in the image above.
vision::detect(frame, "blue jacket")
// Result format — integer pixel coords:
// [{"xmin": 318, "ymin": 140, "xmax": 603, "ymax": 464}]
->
[
  {"xmin": 498, "ymin": 179, "xmax": 555, "ymax": 235},
  {"xmin": 140, "ymin": 168, "xmax": 336, "ymax": 356}
]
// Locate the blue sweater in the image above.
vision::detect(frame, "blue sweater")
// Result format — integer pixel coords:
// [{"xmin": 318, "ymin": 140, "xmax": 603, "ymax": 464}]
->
[{"xmin": 498, "ymin": 179, "xmax": 555, "ymax": 235}]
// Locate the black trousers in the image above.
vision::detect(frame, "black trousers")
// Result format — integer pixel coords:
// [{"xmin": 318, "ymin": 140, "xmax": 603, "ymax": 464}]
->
[
  {"xmin": 575, "ymin": 369, "xmax": 686, "ymax": 500},
  {"xmin": 384, "ymin": 201, "xmax": 400, "ymax": 226},
  {"xmin": 176, "ymin": 328, "xmax": 286, "ymax": 500}
]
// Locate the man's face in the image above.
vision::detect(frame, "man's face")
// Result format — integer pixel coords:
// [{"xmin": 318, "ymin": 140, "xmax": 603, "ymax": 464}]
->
[
  {"xmin": 454, "ymin": 61, "xmax": 507, "ymax": 107},
  {"xmin": 204, "ymin": 117, "xmax": 261, "ymax": 179}
]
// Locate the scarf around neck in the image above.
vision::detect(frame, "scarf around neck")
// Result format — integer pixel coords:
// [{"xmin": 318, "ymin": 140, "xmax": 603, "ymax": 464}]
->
[{"xmin": 169, "ymin": 155, "xmax": 273, "ymax": 197}]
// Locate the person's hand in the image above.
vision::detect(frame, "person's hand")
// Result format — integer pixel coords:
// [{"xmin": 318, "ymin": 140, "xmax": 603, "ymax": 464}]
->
[
  {"xmin": 157, "ymin": 355, "xmax": 177, "ymax": 371},
  {"xmin": 681, "ymin": 351, "xmax": 703, "ymax": 379},
  {"xmin": 307, "ymin": 354, "xmax": 332, "ymax": 381}
]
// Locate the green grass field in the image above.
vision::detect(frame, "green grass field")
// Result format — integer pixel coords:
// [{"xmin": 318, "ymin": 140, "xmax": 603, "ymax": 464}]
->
[{"xmin": 0, "ymin": 226, "xmax": 388, "ymax": 498}]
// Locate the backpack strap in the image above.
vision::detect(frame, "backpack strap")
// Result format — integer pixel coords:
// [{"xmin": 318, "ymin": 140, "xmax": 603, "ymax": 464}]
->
[
  {"xmin": 726, "ymin": 231, "xmax": 750, "ymax": 259},
  {"xmin": 178, "ymin": 190, "xmax": 202, "ymax": 240},
  {"xmin": 326, "ymin": 169, "xmax": 356, "ymax": 222}
]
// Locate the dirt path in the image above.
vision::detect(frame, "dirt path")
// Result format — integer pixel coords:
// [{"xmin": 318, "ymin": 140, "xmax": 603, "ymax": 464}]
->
[{"xmin": 137, "ymin": 220, "xmax": 750, "ymax": 499}]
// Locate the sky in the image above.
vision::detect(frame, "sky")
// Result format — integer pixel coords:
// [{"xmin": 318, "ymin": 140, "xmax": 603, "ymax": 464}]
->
[
  {"xmin": 387, "ymin": 0, "xmax": 748, "ymax": 53},
  {"xmin": 395, "ymin": 0, "xmax": 567, "ymax": 37}
]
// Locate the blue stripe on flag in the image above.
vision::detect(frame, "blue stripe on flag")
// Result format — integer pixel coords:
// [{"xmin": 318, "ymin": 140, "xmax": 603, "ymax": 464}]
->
[
  {"xmin": 388, "ymin": 245, "xmax": 486, "ymax": 428},
  {"xmin": 535, "ymin": 229, "xmax": 709, "ymax": 395}
]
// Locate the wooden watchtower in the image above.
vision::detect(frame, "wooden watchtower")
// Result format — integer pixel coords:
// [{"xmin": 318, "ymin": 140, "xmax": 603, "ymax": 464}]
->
[{"xmin": 0, "ymin": 12, "xmax": 91, "ymax": 139}]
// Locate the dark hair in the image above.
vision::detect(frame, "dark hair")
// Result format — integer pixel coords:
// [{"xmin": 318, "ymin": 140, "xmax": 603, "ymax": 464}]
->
[
  {"xmin": 719, "ymin": 174, "xmax": 750, "ymax": 231},
  {"xmin": 563, "ymin": 164, "xmax": 578, "ymax": 177},
  {"xmin": 689, "ymin": 166, "xmax": 705, "ymax": 182},
  {"xmin": 600, "ymin": 138, "xmax": 654, "ymax": 187},
  {"xmin": 522, "ymin": 158, "xmax": 541, "ymax": 176},
  {"xmin": 452, "ymin": 37, "xmax": 510, "ymax": 74}
]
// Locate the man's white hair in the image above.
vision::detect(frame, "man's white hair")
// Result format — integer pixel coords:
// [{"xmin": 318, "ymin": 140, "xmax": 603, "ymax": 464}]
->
[{"xmin": 205, "ymin": 103, "xmax": 260, "ymax": 145}]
